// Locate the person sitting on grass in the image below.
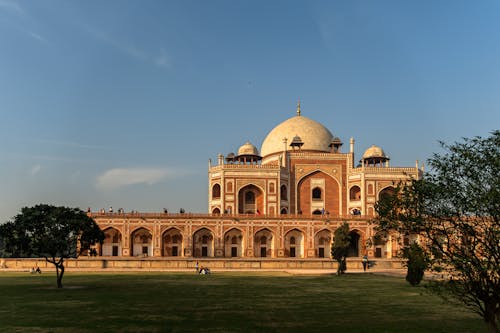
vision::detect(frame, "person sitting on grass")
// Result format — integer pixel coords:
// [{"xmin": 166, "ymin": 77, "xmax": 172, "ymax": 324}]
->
[{"xmin": 199, "ymin": 266, "xmax": 210, "ymax": 275}]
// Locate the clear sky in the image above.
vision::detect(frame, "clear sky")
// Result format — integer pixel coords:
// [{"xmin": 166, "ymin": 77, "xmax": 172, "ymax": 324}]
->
[{"xmin": 1, "ymin": 0, "xmax": 499, "ymax": 221}]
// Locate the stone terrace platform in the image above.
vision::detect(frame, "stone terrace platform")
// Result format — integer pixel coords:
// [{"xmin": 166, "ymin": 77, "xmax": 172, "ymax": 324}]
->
[{"xmin": 0, "ymin": 257, "xmax": 403, "ymax": 273}]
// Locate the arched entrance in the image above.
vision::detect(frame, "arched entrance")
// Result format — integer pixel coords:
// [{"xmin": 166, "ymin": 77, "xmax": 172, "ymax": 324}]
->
[
  {"xmin": 212, "ymin": 183, "xmax": 221, "ymax": 199},
  {"xmin": 350, "ymin": 185, "xmax": 361, "ymax": 200},
  {"xmin": 193, "ymin": 228, "xmax": 214, "ymax": 257},
  {"xmin": 131, "ymin": 228, "xmax": 152, "ymax": 257},
  {"xmin": 280, "ymin": 184, "xmax": 287, "ymax": 200},
  {"xmin": 347, "ymin": 230, "xmax": 362, "ymax": 257},
  {"xmin": 102, "ymin": 228, "xmax": 122, "ymax": 256},
  {"xmin": 297, "ymin": 171, "xmax": 340, "ymax": 215},
  {"xmin": 238, "ymin": 184, "xmax": 264, "ymax": 214},
  {"xmin": 315, "ymin": 229, "xmax": 332, "ymax": 258},
  {"xmin": 162, "ymin": 228, "xmax": 183, "ymax": 257},
  {"xmin": 254, "ymin": 228, "xmax": 274, "ymax": 258},
  {"xmin": 224, "ymin": 228, "xmax": 243, "ymax": 257},
  {"xmin": 378, "ymin": 186, "xmax": 395, "ymax": 201},
  {"xmin": 284, "ymin": 229, "xmax": 304, "ymax": 258},
  {"xmin": 373, "ymin": 231, "xmax": 389, "ymax": 258}
]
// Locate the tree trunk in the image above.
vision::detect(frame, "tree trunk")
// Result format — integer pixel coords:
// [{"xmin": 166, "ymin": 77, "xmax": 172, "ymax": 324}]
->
[
  {"xmin": 56, "ymin": 262, "xmax": 65, "ymax": 289},
  {"xmin": 486, "ymin": 320, "xmax": 498, "ymax": 333},
  {"xmin": 485, "ymin": 303, "xmax": 499, "ymax": 333},
  {"xmin": 336, "ymin": 258, "xmax": 346, "ymax": 275}
]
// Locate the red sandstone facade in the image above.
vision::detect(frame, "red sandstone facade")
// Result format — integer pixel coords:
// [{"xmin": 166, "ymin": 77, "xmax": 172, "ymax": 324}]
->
[{"xmin": 92, "ymin": 104, "xmax": 422, "ymax": 261}]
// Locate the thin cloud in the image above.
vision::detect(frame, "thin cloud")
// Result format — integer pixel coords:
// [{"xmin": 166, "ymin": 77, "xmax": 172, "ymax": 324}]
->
[
  {"xmin": 28, "ymin": 31, "xmax": 46, "ymax": 43},
  {"xmin": 30, "ymin": 164, "xmax": 41, "ymax": 176},
  {"xmin": 96, "ymin": 167, "xmax": 171, "ymax": 190},
  {"xmin": 36, "ymin": 138, "xmax": 110, "ymax": 150},
  {"xmin": 83, "ymin": 25, "xmax": 171, "ymax": 69},
  {"xmin": 0, "ymin": 0, "xmax": 25, "ymax": 16},
  {"xmin": 0, "ymin": 1, "xmax": 47, "ymax": 43},
  {"xmin": 154, "ymin": 48, "xmax": 171, "ymax": 68}
]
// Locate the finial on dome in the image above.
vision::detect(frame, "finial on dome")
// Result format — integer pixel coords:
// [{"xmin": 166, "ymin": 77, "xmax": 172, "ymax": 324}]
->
[{"xmin": 296, "ymin": 99, "xmax": 301, "ymax": 116}]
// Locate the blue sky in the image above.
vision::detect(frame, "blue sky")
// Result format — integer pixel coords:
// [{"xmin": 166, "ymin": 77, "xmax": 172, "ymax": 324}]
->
[{"xmin": 1, "ymin": 0, "xmax": 499, "ymax": 221}]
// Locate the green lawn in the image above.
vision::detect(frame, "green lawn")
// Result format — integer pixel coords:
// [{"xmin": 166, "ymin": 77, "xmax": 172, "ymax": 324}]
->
[{"xmin": 0, "ymin": 271, "xmax": 486, "ymax": 333}]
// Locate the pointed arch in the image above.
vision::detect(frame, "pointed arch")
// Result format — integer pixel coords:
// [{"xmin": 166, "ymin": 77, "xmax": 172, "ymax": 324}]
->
[
  {"xmin": 373, "ymin": 231, "xmax": 390, "ymax": 258},
  {"xmin": 131, "ymin": 227, "xmax": 152, "ymax": 257},
  {"xmin": 347, "ymin": 229, "xmax": 365, "ymax": 257},
  {"xmin": 192, "ymin": 227, "xmax": 214, "ymax": 258},
  {"xmin": 162, "ymin": 227, "xmax": 184, "ymax": 257},
  {"xmin": 378, "ymin": 186, "xmax": 395, "ymax": 201},
  {"xmin": 254, "ymin": 228, "xmax": 274, "ymax": 258},
  {"xmin": 280, "ymin": 184, "xmax": 288, "ymax": 200},
  {"xmin": 212, "ymin": 183, "xmax": 221, "ymax": 199},
  {"xmin": 315, "ymin": 229, "xmax": 332, "ymax": 258},
  {"xmin": 367, "ymin": 184, "xmax": 373, "ymax": 195},
  {"xmin": 296, "ymin": 170, "xmax": 341, "ymax": 215},
  {"xmin": 284, "ymin": 228, "xmax": 305, "ymax": 258},
  {"xmin": 312, "ymin": 187, "xmax": 322, "ymax": 200},
  {"xmin": 238, "ymin": 184, "xmax": 265, "ymax": 214},
  {"xmin": 350, "ymin": 185, "xmax": 361, "ymax": 200},
  {"xmin": 224, "ymin": 227, "xmax": 244, "ymax": 258},
  {"xmin": 102, "ymin": 227, "xmax": 122, "ymax": 256}
]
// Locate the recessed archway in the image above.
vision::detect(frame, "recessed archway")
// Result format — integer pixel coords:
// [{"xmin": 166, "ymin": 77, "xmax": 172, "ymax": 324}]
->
[
  {"xmin": 193, "ymin": 228, "xmax": 214, "ymax": 257},
  {"xmin": 350, "ymin": 185, "xmax": 361, "ymax": 200},
  {"xmin": 285, "ymin": 229, "xmax": 304, "ymax": 258},
  {"xmin": 254, "ymin": 228, "xmax": 274, "ymax": 258},
  {"xmin": 102, "ymin": 227, "xmax": 122, "ymax": 256},
  {"xmin": 162, "ymin": 228, "xmax": 183, "ymax": 257},
  {"xmin": 315, "ymin": 229, "xmax": 332, "ymax": 258},
  {"xmin": 347, "ymin": 230, "xmax": 362, "ymax": 257},
  {"xmin": 297, "ymin": 171, "xmax": 340, "ymax": 215},
  {"xmin": 378, "ymin": 186, "xmax": 395, "ymax": 201},
  {"xmin": 212, "ymin": 183, "xmax": 221, "ymax": 199},
  {"xmin": 280, "ymin": 184, "xmax": 287, "ymax": 200},
  {"xmin": 224, "ymin": 228, "xmax": 243, "ymax": 258},
  {"xmin": 131, "ymin": 227, "xmax": 152, "ymax": 257},
  {"xmin": 238, "ymin": 184, "xmax": 264, "ymax": 214},
  {"xmin": 373, "ymin": 231, "xmax": 389, "ymax": 258}
]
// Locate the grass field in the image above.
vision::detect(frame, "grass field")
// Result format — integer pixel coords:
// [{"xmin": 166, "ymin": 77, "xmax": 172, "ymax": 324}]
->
[{"xmin": 0, "ymin": 271, "xmax": 486, "ymax": 333}]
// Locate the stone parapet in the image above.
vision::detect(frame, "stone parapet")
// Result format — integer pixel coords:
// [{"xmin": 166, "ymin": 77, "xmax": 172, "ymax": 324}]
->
[{"xmin": 0, "ymin": 258, "xmax": 404, "ymax": 271}]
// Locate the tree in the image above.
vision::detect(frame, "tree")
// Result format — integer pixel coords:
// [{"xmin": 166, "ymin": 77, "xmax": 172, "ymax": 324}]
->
[
  {"xmin": 0, "ymin": 204, "xmax": 104, "ymax": 288},
  {"xmin": 331, "ymin": 222, "xmax": 351, "ymax": 275},
  {"xmin": 402, "ymin": 242, "xmax": 428, "ymax": 286},
  {"xmin": 373, "ymin": 131, "xmax": 500, "ymax": 333}
]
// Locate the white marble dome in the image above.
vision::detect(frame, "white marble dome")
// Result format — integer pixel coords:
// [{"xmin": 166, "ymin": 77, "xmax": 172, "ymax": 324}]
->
[{"xmin": 260, "ymin": 115, "xmax": 334, "ymax": 157}]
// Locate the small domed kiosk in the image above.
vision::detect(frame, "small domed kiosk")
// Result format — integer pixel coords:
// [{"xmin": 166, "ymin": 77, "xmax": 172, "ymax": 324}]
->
[
  {"xmin": 235, "ymin": 142, "xmax": 261, "ymax": 164},
  {"xmin": 361, "ymin": 145, "xmax": 390, "ymax": 167}
]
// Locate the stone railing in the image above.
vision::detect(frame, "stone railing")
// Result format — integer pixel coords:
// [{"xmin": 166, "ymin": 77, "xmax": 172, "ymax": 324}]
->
[
  {"xmin": 209, "ymin": 164, "xmax": 281, "ymax": 171},
  {"xmin": 350, "ymin": 166, "xmax": 420, "ymax": 174},
  {"xmin": 88, "ymin": 211, "xmax": 372, "ymax": 221}
]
